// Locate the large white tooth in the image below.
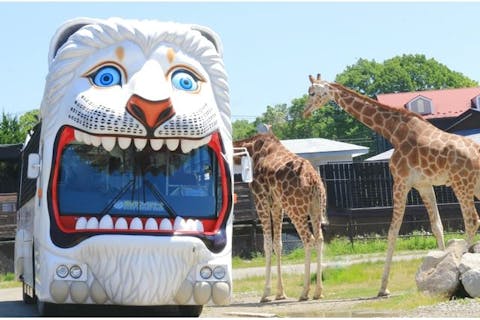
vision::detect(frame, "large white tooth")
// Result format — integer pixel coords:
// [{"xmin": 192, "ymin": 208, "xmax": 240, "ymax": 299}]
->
[
  {"xmin": 99, "ymin": 215, "xmax": 114, "ymax": 229},
  {"xmin": 150, "ymin": 139, "xmax": 164, "ymax": 151},
  {"xmin": 75, "ymin": 217, "xmax": 87, "ymax": 230},
  {"xmin": 86, "ymin": 217, "xmax": 99, "ymax": 229},
  {"xmin": 145, "ymin": 218, "xmax": 158, "ymax": 230},
  {"xmin": 90, "ymin": 135, "xmax": 101, "ymax": 147},
  {"xmin": 101, "ymin": 137, "xmax": 116, "ymax": 152},
  {"xmin": 74, "ymin": 130, "xmax": 84, "ymax": 143},
  {"xmin": 134, "ymin": 138, "xmax": 147, "ymax": 151},
  {"xmin": 199, "ymin": 135, "xmax": 212, "ymax": 147},
  {"xmin": 118, "ymin": 137, "xmax": 131, "ymax": 149},
  {"xmin": 186, "ymin": 218, "xmax": 196, "ymax": 231},
  {"xmin": 159, "ymin": 218, "xmax": 172, "ymax": 231},
  {"xmin": 166, "ymin": 139, "xmax": 179, "ymax": 151},
  {"xmin": 83, "ymin": 132, "xmax": 92, "ymax": 145},
  {"xmin": 173, "ymin": 216, "xmax": 186, "ymax": 231},
  {"xmin": 130, "ymin": 217, "xmax": 143, "ymax": 230},
  {"xmin": 114, "ymin": 217, "xmax": 128, "ymax": 230},
  {"xmin": 181, "ymin": 140, "xmax": 196, "ymax": 153},
  {"xmin": 195, "ymin": 220, "xmax": 204, "ymax": 232}
]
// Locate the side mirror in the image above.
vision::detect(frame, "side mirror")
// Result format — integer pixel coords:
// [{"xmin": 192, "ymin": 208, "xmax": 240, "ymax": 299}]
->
[
  {"xmin": 240, "ymin": 155, "xmax": 253, "ymax": 183},
  {"xmin": 233, "ymin": 147, "xmax": 253, "ymax": 183},
  {"xmin": 27, "ymin": 153, "xmax": 41, "ymax": 179}
]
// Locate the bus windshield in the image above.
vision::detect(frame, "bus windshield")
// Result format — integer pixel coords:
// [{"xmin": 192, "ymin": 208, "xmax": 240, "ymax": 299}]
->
[{"xmin": 57, "ymin": 143, "xmax": 222, "ymax": 219}]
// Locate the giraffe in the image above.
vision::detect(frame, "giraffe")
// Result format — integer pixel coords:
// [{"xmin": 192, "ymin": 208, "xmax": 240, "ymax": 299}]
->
[
  {"xmin": 234, "ymin": 131, "xmax": 327, "ymax": 302},
  {"xmin": 305, "ymin": 74, "xmax": 480, "ymax": 297}
]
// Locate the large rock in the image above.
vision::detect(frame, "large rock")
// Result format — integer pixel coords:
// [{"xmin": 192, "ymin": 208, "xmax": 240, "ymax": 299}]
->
[
  {"xmin": 468, "ymin": 241, "xmax": 480, "ymax": 254},
  {"xmin": 415, "ymin": 250, "xmax": 460, "ymax": 297},
  {"xmin": 445, "ymin": 239, "xmax": 468, "ymax": 259},
  {"xmin": 459, "ymin": 253, "xmax": 480, "ymax": 297}
]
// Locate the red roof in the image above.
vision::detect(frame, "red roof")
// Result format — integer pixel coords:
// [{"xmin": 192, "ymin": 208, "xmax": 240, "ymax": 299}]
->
[{"xmin": 376, "ymin": 87, "xmax": 480, "ymax": 119}]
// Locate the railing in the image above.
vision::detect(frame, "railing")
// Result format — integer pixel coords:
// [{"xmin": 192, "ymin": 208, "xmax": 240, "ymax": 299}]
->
[{"xmin": 318, "ymin": 161, "xmax": 459, "ymax": 209}]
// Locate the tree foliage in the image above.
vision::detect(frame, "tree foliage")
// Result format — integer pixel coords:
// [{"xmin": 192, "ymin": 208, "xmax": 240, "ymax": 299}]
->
[
  {"xmin": 232, "ymin": 54, "xmax": 478, "ymax": 157},
  {"xmin": 0, "ymin": 109, "xmax": 40, "ymax": 145},
  {"xmin": 335, "ymin": 54, "xmax": 478, "ymax": 98}
]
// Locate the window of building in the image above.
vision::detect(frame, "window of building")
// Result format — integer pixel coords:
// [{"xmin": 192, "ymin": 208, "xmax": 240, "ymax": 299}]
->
[{"xmin": 406, "ymin": 96, "xmax": 433, "ymax": 115}]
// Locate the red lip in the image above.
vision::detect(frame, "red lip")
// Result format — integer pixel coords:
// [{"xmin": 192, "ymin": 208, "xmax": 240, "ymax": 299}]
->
[{"xmin": 50, "ymin": 126, "xmax": 230, "ymax": 237}]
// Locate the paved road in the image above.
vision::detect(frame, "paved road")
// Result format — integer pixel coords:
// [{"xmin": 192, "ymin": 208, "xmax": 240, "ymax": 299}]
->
[{"xmin": 0, "ymin": 250, "xmax": 427, "ymax": 317}]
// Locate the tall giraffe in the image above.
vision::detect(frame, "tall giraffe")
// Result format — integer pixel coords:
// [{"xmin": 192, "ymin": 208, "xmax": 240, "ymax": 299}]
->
[
  {"xmin": 305, "ymin": 74, "xmax": 480, "ymax": 297},
  {"xmin": 234, "ymin": 131, "xmax": 327, "ymax": 302}
]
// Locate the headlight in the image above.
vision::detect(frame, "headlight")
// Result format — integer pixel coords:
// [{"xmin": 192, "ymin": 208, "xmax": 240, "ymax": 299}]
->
[
  {"xmin": 69, "ymin": 265, "xmax": 82, "ymax": 279},
  {"xmin": 200, "ymin": 266, "xmax": 212, "ymax": 279},
  {"xmin": 56, "ymin": 265, "xmax": 69, "ymax": 278},
  {"xmin": 213, "ymin": 266, "xmax": 226, "ymax": 279}
]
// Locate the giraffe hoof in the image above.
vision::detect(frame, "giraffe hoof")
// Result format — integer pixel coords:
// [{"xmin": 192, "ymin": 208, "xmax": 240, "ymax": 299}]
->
[
  {"xmin": 275, "ymin": 295, "xmax": 287, "ymax": 300},
  {"xmin": 313, "ymin": 294, "xmax": 324, "ymax": 300},
  {"xmin": 298, "ymin": 296, "xmax": 309, "ymax": 301},
  {"xmin": 377, "ymin": 289, "xmax": 390, "ymax": 298},
  {"xmin": 260, "ymin": 297, "xmax": 271, "ymax": 303}
]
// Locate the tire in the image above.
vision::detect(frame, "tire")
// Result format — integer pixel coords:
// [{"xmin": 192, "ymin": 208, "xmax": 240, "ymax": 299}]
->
[
  {"xmin": 37, "ymin": 300, "xmax": 59, "ymax": 317},
  {"xmin": 22, "ymin": 281, "xmax": 35, "ymax": 304},
  {"xmin": 178, "ymin": 305, "xmax": 203, "ymax": 317}
]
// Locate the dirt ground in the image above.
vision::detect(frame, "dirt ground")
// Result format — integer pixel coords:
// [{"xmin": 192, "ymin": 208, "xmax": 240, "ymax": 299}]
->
[
  {"xmin": 201, "ymin": 292, "xmax": 401, "ymax": 318},
  {"xmin": 202, "ymin": 292, "xmax": 480, "ymax": 318}
]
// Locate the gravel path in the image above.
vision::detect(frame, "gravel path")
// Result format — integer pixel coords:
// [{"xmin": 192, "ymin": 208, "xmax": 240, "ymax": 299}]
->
[{"xmin": 402, "ymin": 298, "xmax": 480, "ymax": 318}]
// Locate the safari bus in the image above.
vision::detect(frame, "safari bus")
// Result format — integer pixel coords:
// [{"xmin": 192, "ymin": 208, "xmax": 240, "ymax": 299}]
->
[{"xmin": 14, "ymin": 17, "xmax": 252, "ymax": 316}]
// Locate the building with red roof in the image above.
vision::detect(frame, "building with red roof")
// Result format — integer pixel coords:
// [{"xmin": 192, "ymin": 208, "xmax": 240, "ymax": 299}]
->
[
  {"xmin": 366, "ymin": 86, "xmax": 480, "ymax": 158},
  {"xmin": 376, "ymin": 87, "xmax": 480, "ymax": 131}
]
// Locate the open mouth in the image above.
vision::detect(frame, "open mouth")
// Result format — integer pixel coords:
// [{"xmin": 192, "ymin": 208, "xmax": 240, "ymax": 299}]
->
[{"xmin": 50, "ymin": 126, "xmax": 230, "ymax": 237}]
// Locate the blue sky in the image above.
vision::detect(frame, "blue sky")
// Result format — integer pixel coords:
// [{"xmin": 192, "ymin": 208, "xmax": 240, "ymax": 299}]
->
[{"xmin": 1, "ymin": 2, "xmax": 480, "ymax": 120}]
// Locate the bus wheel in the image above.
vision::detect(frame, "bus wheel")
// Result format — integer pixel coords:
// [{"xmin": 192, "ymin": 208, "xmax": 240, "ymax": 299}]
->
[
  {"xmin": 177, "ymin": 305, "xmax": 203, "ymax": 317},
  {"xmin": 37, "ymin": 300, "xmax": 58, "ymax": 316},
  {"xmin": 22, "ymin": 281, "xmax": 35, "ymax": 304}
]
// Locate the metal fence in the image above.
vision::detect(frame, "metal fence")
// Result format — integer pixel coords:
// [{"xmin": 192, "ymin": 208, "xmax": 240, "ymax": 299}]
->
[
  {"xmin": 318, "ymin": 161, "xmax": 459, "ymax": 209},
  {"xmin": 231, "ymin": 161, "xmax": 472, "ymax": 257}
]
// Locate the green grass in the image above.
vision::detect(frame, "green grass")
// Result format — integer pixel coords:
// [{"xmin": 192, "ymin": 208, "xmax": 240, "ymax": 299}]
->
[
  {"xmin": 233, "ymin": 258, "xmax": 445, "ymax": 313},
  {"xmin": 0, "ymin": 272, "xmax": 20, "ymax": 289},
  {"xmin": 233, "ymin": 232, "xmax": 478, "ymax": 268}
]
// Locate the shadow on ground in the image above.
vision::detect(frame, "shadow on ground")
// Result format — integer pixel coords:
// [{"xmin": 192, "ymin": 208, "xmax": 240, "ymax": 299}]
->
[{"xmin": 0, "ymin": 300, "xmax": 191, "ymax": 317}]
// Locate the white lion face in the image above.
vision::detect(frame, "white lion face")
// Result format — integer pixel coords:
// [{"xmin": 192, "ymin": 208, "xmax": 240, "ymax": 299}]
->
[
  {"xmin": 39, "ymin": 18, "xmax": 232, "ymax": 244},
  {"xmin": 44, "ymin": 19, "xmax": 227, "ymax": 153}
]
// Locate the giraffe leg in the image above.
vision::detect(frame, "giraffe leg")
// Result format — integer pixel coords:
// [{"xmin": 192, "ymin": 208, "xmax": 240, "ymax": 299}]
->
[
  {"xmin": 272, "ymin": 210, "xmax": 287, "ymax": 300},
  {"xmin": 309, "ymin": 194, "xmax": 325, "ymax": 300},
  {"xmin": 378, "ymin": 182, "xmax": 408, "ymax": 297},
  {"xmin": 256, "ymin": 203, "xmax": 273, "ymax": 303},
  {"xmin": 455, "ymin": 186, "xmax": 479, "ymax": 246},
  {"xmin": 313, "ymin": 226, "xmax": 324, "ymax": 300},
  {"xmin": 291, "ymin": 213, "xmax": 313, "ymax": 301},
  {"xmin": 417, "ymin": 185, "xmax": 445, "ymax": 250}
]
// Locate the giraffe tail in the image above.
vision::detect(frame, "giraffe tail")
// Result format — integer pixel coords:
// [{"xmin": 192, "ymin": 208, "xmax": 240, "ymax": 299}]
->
[{"xmin": 310, "ymin": 185, "xmax": 328, "ymax": 241}]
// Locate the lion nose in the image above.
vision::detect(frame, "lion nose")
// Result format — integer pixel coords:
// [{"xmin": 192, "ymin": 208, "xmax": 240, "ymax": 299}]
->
[{"xmin": 126, "ymin": 94, "xmax": 175, "ymax": 130}]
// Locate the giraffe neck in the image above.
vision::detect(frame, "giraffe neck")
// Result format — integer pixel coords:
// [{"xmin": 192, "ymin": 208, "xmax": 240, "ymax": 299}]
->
[{"xmin": 328, "ymin": 83, "xmax": 427, "ymax": 147}]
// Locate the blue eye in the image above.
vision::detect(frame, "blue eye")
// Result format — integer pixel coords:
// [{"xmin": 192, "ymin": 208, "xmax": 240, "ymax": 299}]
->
[
  {"xmin": 171, "ymin": 70, "xmax": 199, "ymax": 91},
  {"xmin": 92, "ymin": 66, "xmax": 122, "ymax": 87}
]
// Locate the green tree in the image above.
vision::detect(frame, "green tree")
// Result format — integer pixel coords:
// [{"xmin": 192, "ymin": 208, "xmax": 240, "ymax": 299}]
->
[
  {"xmin": 335, "ymin": 54, "xmax": 478, "ymax": 98},
  {"xmin": 19, "ymin": 109, "xmax": 40, "ymax": 140},
  {"xmin": 253, "ymin": 104, "xmax": 289, "ymax": 138},
  {"xmin": 232, "ymin": 119, "xmax": 256, "ymax": 140},
  {"xmin": 0, "ymin": 112, "xmax": 23, "ymax": 144}
]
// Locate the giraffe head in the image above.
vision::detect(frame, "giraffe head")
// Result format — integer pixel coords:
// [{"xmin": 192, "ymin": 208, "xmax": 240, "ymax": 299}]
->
[{"xmin": 304, "ymin": 73, "xmax": 331, "ymax": 117}]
